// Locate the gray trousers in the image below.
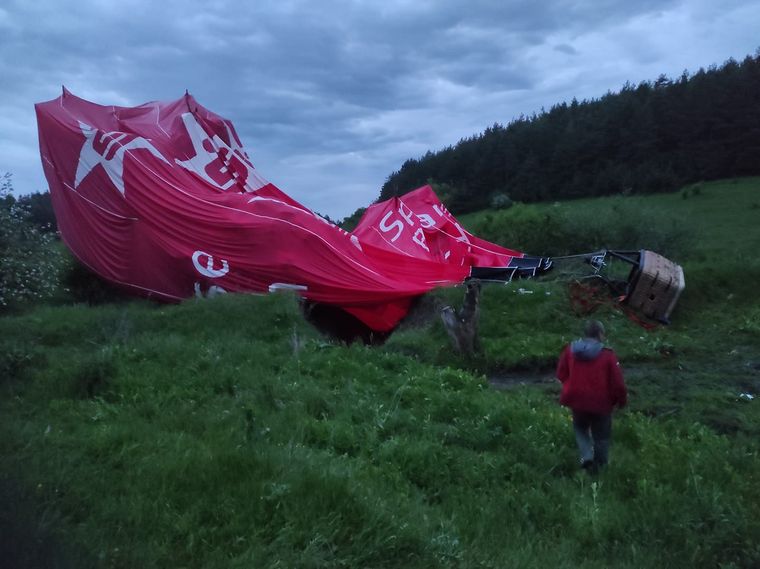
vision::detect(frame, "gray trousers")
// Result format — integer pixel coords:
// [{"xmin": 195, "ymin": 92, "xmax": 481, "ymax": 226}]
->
[{"xmin": 572, "ymin": 411, "xmax": 612, "ymax": 466}]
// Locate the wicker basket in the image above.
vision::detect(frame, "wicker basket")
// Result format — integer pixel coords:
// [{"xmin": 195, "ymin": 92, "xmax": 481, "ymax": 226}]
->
[{"xmin": 626, "ymin": 250, "xmax": 685, "ymax": 323}]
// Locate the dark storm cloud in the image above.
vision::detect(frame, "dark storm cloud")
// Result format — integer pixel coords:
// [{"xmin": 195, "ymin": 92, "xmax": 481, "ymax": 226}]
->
[{"xmin": 1, "ymin": 0, "xmax": 758, "ymax": 216}]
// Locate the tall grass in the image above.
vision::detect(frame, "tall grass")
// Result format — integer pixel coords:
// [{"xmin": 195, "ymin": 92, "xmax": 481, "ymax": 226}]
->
[
  {"xmin": 2, "ymin": 292, "xmax": 760, "ymax": 567},
  {"xmin": 2, "ymin": 178, "xmax": 760, "ymax": 567}
]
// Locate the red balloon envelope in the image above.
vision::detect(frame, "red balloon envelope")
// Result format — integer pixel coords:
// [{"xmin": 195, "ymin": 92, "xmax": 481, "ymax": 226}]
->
[{"xmin": 36, "ymin": 90, "xmax": 525, "ymax": 331}]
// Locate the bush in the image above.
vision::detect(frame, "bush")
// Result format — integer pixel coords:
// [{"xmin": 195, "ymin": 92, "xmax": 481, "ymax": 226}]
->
[
  {"xmin": 490, "ymin": 193, "xmax": 514, "ymax": 210},
  {"xmin": 0, "ymin": 173, "xmax": 65, "ymax": 310},
  {"xmin": 339, "ymin": 207, "xmax": 366, "ymax": 232}
]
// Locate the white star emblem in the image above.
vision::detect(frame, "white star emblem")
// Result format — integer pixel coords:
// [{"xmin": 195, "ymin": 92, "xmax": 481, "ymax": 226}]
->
[{"xmin": 74, "ymin": 121, "xmax": 169, "ymax": 195}]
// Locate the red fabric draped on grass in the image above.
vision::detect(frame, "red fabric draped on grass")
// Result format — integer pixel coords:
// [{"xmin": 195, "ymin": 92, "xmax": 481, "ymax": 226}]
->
[{"xmin": 36, "ymin": 90, "xmax": 523, "ymax": 331}]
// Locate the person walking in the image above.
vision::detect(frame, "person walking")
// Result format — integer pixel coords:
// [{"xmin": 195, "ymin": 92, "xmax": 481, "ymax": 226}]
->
[{"xmin": 556, "ymin": 320, "xmax": 627, "ymax": 471}]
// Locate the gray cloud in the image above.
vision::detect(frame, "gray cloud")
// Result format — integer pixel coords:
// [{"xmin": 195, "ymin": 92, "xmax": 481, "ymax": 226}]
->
[
  {"xmin": 1, "ymin": 0, "xmax": 758, "ymax": 217},
  {"xmin": 554, "ymin": 43, "xmax": 578, "ymax": 55}
]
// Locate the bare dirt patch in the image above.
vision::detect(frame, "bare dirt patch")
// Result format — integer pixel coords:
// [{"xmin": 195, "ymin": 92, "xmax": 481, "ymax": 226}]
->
[{"xmin": 488, "ymin": 371, "xmax": 556, "ymax": 390}]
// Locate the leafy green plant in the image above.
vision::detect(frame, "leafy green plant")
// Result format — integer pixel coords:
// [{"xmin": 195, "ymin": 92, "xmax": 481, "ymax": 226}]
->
[{"xmin": 0, "ymin": 173, "xmax": 65, "ymax": 309}]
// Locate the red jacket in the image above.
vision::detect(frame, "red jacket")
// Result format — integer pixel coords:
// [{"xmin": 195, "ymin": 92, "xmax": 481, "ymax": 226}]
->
[{"xmin": 556, "ymin": 343, "xmax": 627, "ymax": 414}]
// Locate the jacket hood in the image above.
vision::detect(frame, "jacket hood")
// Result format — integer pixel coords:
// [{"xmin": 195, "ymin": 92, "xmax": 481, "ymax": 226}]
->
[{"xmin": 571, "ymin": 338, "xmax": 604, "ymax": 360}]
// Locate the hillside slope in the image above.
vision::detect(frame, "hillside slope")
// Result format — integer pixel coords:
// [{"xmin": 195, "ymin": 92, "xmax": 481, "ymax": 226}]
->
[
  {"xmin": 2, "ymin": 179, "xmax": 760, "ymax": 568},
  {"xmin": 379, "ymin": 55, "xmax": 760, "ymax": 214}
]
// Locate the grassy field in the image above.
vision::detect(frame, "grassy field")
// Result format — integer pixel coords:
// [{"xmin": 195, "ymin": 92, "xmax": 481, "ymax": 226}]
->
[{"xmin": 1, "ymin": 178, "xmax": 760, "ymax": 568}]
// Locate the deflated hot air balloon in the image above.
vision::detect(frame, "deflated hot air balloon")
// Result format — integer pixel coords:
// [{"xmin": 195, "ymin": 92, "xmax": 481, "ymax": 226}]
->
[{"xmin": 36, "ymin": 89, "xmax": 551, "ymax": 332}]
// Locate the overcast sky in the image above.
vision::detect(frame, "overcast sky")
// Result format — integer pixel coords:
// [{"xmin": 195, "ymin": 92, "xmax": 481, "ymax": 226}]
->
[{"xmin": 1, "ymin": 1, "xmax": 758, "ymax": 218}]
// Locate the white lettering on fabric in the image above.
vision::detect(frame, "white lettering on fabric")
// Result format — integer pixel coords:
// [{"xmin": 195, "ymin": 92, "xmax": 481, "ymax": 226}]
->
[
  {"xmin": 378, "ymin": 206, "xmax": 435, "ymax": 251},
  {"xmin": 412, "ymin": 228, "xmax": 429, "ymax": 252},
  {"xmin": 398, "ymin": 201, "xmax": 415, "ymax": 226},
  {"xmin": 379, "ymin": 211, "xmax": 404, "ymax": 242},
  {"xmin": 417, "ymin": 213, "xmax": 435, "ymax": 228},
  {"xmin": 192, "ymin": 250, "xmax": 230, "ymax": 278},
  {"xmin": 453, "ymin": 222, "xmax": 471, "ymax": 244},
  {"xmin": 74, "ymin": 122, "xmax": 169, "ymax": 195},
  {"xmin": 176, "ymin": 113, "xmax": 267, "ymax": 192}
]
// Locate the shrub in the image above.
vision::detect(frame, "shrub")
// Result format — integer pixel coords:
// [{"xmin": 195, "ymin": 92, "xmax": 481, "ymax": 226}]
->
[
  {"xmin": 0, "ymin": 173, "xmax": 65, "ymax": 310},
  {"xmin": 490, "ymin": 193, "xmax": 514, "ymax": 210}
]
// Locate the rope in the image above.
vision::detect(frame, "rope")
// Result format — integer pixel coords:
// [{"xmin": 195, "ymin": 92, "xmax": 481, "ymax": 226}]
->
[{"xmin": 550, "ymin": 250, "xmax": 606, "ymax": 261}]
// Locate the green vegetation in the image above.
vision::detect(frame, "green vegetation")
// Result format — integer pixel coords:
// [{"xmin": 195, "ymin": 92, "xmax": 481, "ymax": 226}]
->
[
  {"xmin": 2, "ymin": 178, "xmax": 760, "ymax": 568},
  {"xmin": 0, "ymin": 174, "xmax": 64, "ymax": 309},
  {"xmin": 374, "ymin": 54, "xmax": 760, "ymax": 215}
]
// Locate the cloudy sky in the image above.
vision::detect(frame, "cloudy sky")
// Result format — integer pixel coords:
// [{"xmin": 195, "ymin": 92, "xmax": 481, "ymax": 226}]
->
[{"xmin": 1, "ymin": 1, "xmax": 758, "ymax": 218}]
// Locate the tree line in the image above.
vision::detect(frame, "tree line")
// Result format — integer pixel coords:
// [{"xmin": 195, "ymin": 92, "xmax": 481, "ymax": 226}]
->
[
  {"xmin": 10, "ymin": 52, "xmax": 760, "ymax": 227},
  {"xmin": 375, "ymin": 51, "xmax": 760, "ymax": 215}
]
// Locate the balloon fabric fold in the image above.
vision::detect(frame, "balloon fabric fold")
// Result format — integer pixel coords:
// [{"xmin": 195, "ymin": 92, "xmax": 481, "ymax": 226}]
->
[{"xmin": 36, "ymin": 90, "xmax": 524, "ymax": 331}]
